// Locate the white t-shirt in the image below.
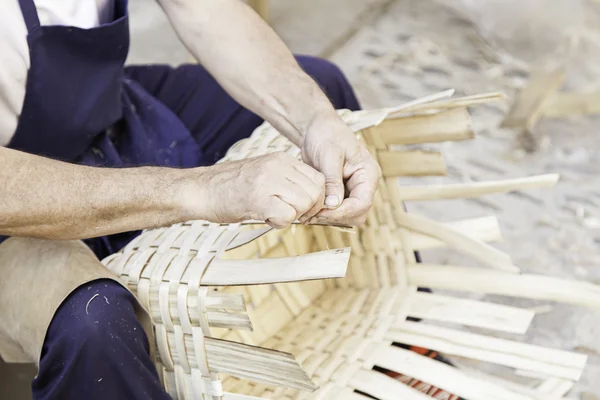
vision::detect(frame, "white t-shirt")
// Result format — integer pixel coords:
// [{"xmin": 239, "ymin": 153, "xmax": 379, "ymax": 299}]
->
[{"xmin": 0, "ymin": 0, "xmax": 114, "ymax": 146}]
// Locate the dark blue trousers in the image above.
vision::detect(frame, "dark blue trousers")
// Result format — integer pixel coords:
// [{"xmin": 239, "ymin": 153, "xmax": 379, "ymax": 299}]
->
[{"xmin": 32, "ymin": 56, "xmax": 360, "ymax": 400}]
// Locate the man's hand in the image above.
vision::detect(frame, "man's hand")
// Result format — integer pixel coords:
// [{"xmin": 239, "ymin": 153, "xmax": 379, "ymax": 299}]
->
[
  {"xmin": 300, "ymin": 115, "xmax": 382, "ymax": 226},
  {"xmin": 159, "ymin": 0, "xmax": 381, "ymax": 226},
  {"xmin": 192, "ymin": 152, "xmax": 326, "ymax": 229}
]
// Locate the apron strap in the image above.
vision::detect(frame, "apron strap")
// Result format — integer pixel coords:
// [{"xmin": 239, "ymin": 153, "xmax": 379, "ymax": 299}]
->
[{"xmin": 18, "ymin": 0, "xmax": 41, "ymax": 32}]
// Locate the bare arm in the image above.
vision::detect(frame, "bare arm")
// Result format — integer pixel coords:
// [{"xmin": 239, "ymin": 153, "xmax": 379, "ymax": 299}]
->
[
  {"xmin": 157, "ymin": 0, "xmax": 336, "ymax": 146},
  {"xmin": 0, "ymin": 147, "xmax": 324, "ymax": 239},
  {"xmin": 0, "ymin": 146, "xmax": 193, "ymax": 239},
  {"xmin": 158, "ymin": 0, "xmax": 382, "ymax": 224}
]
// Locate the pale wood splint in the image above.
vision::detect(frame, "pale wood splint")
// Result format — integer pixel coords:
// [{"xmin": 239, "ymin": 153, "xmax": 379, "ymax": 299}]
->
[{"xmin": 102, "ymin": 91, "xmax": 600, "ymax": 399}]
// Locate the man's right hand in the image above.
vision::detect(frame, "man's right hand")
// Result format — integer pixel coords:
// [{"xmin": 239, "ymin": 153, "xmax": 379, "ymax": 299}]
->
[{"xmin": 188, "ymin": 152, "xmax": 326, "ymax": 229}]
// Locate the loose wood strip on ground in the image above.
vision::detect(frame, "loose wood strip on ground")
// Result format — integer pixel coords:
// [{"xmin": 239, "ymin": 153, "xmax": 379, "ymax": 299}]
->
[
  {"xmin": 542, "ymin": 91, "xmax": 600, "ymax": 118},
  {"xmin": 406, "ymin": 263, "xmax": 600, "ymax": 310},
  {"xmin": 396, "ymin": 174, "xmax": 559, "ymax": 201},
  {"xmin": 378, "ymin": 150, "xmax": 447, "ymax": 177},
  {"xmin": 391, "ymin": 92, "xmax": 506, "ymax": 115},
  {"xmin": 372, "ymin": 107, "xmax": 473, "ymax": 145},
  {"xmin": 404, "ymin": 291, "xmax": 534, "ymax": 334},
  {"xmin": 501, "ymin": 68, "xmax": 565, "ymax": 129},
  {"xmin": 388, "ymin": 321, "xmax": 587, "ymax": 380},
  {"xmin": 386, "ymin": 89, "xmax": 456, "ymax": 114}
]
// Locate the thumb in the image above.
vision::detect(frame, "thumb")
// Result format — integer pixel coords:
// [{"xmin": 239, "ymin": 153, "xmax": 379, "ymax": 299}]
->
[{"xmin": 320, "ymin": 152, "xmax": 345, "ymax": 209}]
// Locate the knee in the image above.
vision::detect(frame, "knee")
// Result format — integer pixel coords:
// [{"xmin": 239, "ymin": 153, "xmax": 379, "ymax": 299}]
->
[
  {"xmin": 47, "ymin": 280, "xmax": 148, "ymax": 355},
  {"xmin": 295, "ymin": 55, "xmax": 360, "ymax": 110}
]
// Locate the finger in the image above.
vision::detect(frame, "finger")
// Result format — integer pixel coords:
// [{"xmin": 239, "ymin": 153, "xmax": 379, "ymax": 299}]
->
[
  {"xmin": 290, "ymin": 158, "xmax": 327, "ymax": 187},
  {"xmin": 274, "ymin": 175, "xmax": 318, "ymax": 218},
  {"xmin": 263, "ymin": 197, "xmax": 297, "ymax": 229},
  {"xmin": 345, "ymin": 165, "xmax": 380, "ymax": 208},
  {"xmin": 315, "ymin": 197, "xmax": 370, "ymax": 223},
  {"xmin": 315, "ymin": 164, "xmax": 379, "ymax": 222},
  {"xmin": 287, "ymin": 163, "xmax": 326, "ymax": 222},
  {"xmin": 319, "ymin": 149, "xmax": 345, "ymax": 209}
]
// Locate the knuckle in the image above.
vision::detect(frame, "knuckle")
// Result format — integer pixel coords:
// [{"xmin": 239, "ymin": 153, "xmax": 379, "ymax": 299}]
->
[
  {"xmin": 316, "ymin": 172, "xmax": 326, "ymax": 186},
  {"xmin": 265, "ymin": 152, "xmax": 284, "ymax": 166},
  {"xmin": 325, "ymin": 177, "xmax": 342, "ymax": 190}
]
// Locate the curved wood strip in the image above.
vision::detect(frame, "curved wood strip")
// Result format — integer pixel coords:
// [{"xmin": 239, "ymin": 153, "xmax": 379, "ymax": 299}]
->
[
  {"xmin": 395, "ymin": 213, "xmax": 517, "ymax": 272},
  {"xmin": 404, "ymin": 291, "xmax": 534, "ymax": 334},
  {"xmin": 407, "ymin": 263, "xmax": 600, "ymax": 310},
  {"xmin": 387, "ymin": 321, "xmax": 586, "ymax": 381},
  {"xmin": 409, "ymin": 215, "xmax": 502, "ymax": 249},
  {"xmin": 397, "ymin": 174, "xmax": 559, "ymax": 201},
  {"xmin": 373, "ymin": 345, "xmax": 531, "ymax": 400},
  {"xmin": 191, "ymin": 248, "xmax": 350, "ymax": 286}
]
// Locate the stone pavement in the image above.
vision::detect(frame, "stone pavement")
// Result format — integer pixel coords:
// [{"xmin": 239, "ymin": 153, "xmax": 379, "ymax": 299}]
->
[
  {"xmin": 3, "ymin": 0, "xmax": 600, "ymax": 398},
  {"xmin": 329, "ymin": 1, "xmax": 600, "ymax": 397}
]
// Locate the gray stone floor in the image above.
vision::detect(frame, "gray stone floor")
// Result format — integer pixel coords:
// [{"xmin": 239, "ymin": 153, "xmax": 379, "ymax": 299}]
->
[{"xmin": 3, "ymin": 0, "xmax": 600, "ymax": 398}]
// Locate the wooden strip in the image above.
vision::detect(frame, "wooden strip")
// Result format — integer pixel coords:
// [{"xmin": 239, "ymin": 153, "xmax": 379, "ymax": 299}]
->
[
  {"xmin": 456, "ymin": 366, "xmax": 569, "ymax": 400},
  {"xmin": 373, "ymin": 345, "xmax": 531, "ymax": 400},
  {"xmin": 222, "ymin": 393, "xmax": 264, "ymax": 400},
  {"xmin": 378, "ymin": 150, "xmax": 447, "ymax": 177},
  {"xmin": 397, "ymin": 174, "xmax": 559, "ymax": 201},
  {"xmin": 405, "ymin": 291, "xmax": 534, "ymax": 334},
  {"xmin": 543, "ymin": 91, "xmax": 600, "ymax": 118},
  {"xmin": 206, "ymin": 311, "xmax": 253, "ymax": 331},
  {"xmin": 395, "ymin": 213, "xmax": 517, "ymax": 272},
  {"xmin": 409, "ymin": 216, "xmax": 502, "ymax": 249},
  {"xmin": 361, "ymin": 127, "xmax": 387, "ymax": 150},
  {"xmin": 225, "ymin": 226, "xmax": 272, "ymax": 251},
  {"xmin": 406, "ymin": 263, "xmax": 600, "ymax": 310},
  {"xmin": 374, "ymin": 107, "xmax": 474, "ymax": 145},
  {"xmin": 182, "ymin": 248, "xmax": 350, "ymax": 286},
  {"xmin": 388, "ymin": 321, "xmax": 587, "ymax": 380},
  {"xmin": 203, "ymin": 337, "xmax": 317, "ymax": 391},
  {"xmin": 205, "ymin": 292, "xmax": 246, "ymax": 311},
  {"xmin": 351, "ymin": 369, "xmax": 433, "ymax": 400},
  {"xmin": 501, "ymin": 68, "xmax": 565, "ymax": 129},
  {"xmin": 248, "ymin": 291, "xmax": 294, "ymax": 343},
  {"xmin": 346, "ymin": 110, "xmax": 390, "ymax": 133},
  {"xmin": 392, "ymin": 92, "xmax": 506, "ymax": 115},
  {"xmin": 386, "ymin": 89, "xmax": 456, "ymax": 114},
  {"xmin": 536, "ymin": 378, "xmax": 574, "ymax": 397}
]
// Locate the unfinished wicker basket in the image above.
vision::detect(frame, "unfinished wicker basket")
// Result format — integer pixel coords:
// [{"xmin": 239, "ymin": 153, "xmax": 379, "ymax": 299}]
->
[{"xmin": 102, "ymin": 91, "xmax": 600, "ymax": 400}]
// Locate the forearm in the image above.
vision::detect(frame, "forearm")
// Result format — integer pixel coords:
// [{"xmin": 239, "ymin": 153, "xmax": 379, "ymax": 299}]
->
[
  {"xmin": 158, "ymin": 0, "xmax": 338, "ymax": 146},
  {"xmin": 0, "ymin": 147, "xmax": 198, "ymax": 240}
]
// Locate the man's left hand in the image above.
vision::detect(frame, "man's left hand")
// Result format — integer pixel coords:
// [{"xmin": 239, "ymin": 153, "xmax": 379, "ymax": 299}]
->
[{"xmin": 300, "ymin": 114, "xmax": 382, "ymax": 226}]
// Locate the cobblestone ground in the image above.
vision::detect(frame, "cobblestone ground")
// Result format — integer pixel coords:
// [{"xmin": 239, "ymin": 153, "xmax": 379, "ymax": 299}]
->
[{"xmin": 329, "ymin": 0, "xmax": 600, "ymax": 397}]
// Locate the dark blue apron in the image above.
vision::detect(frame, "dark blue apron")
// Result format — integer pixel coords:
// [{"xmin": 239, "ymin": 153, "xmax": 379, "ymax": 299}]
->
[
  {"xmin": 4, "ymin": 0, "xmax": 204, "ymax": 258},
  {"xmin": 4, "ymin": 0, "xmax": 362, "ymax": 260}
]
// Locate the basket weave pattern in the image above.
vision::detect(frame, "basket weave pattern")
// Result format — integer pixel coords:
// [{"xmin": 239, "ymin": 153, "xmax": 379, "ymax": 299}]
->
[{"xmin": 103, "ymin": 93, "xmax": 594, "ymax": 400}]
